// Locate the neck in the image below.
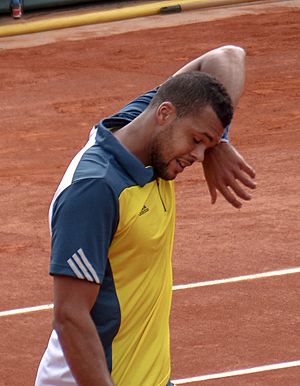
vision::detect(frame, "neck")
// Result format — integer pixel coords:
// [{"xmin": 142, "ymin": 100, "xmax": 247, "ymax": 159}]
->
[{"xmin": 113, "ymin": 110, "xmax": 154, "ymax": 165}]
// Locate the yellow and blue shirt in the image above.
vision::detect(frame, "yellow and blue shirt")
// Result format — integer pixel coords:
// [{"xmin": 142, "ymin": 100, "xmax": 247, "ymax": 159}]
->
[{"xmin": 49, "ymin": 89, "xmax": 175, "ymax": 385}]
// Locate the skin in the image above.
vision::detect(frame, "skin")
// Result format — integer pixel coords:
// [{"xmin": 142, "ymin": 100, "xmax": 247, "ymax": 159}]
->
[
  {"xmin": 53, "ymin": 277, "xmax": 113, "ymax": 386},
  {"xmin": 174, "ymin": 45, "xmax": 256, "ymax": 208},
  {"xmin": 203, "ymin": 143, "xmax": 256, "ymax": 208},
  {"xmin": 114, "ymin": 101, "xmax": 223, "ymax": 173},
  {"xmin": 148, "ymin": 103, "xmax": 224, "ymax": 180},
  {"xmin": 174, "ymin": 45, "xmax": 246, "ymax": 109}
]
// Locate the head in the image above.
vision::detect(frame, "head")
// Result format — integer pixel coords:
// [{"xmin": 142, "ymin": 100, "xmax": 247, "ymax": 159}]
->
[{"xmin": 148, "ymin": 71, "xmax": 233, "ymax": 180}]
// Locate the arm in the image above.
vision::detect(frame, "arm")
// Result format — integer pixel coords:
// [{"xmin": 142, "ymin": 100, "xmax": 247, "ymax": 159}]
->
[
  {"xmin": 173, "ymin": 45, "xmax": 245, "ymax": 108},
  {"xmin": 53, "ymin": 276, "xmax": 114, "ymax": 386},
  {"xmin": 49, "ymin": 179, "xmax": 119, "ymax": 385},
  {"xmin": 105, "ymin": 46, "xmax": 255, "ymax": 207},
  {"xmin": 175, "ymin": 45, "xmax": 256, "ymax": 208}
]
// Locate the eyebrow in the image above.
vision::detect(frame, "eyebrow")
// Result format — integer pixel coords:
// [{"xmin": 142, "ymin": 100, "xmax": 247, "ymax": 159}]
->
[{"xmin": 204, "ymin": 133, "xmax": 214, "ymax": 142}]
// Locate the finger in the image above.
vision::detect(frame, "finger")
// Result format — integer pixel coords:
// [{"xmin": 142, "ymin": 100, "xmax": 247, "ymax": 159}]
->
[
  {"xmin": 235, "ymin": 171, "xmax": 257, "ymax": 189},
  {"xmin": 209, "ymin": 186, "xmax": 217, "ymax": 204},
  {"xmin": 205, "ymin": 178, "xmax": 217, "ymax": 204},
  {"xmin": 226, "ymin": 179, "xmax": 252, "ymax": 201},
  {"xmin": 218, "ymin": 185, "xmax": 242, "ymax": 209},
  {"xmin": 203, "ymin": 168, "xmax": 218, "ymax": 204},
  {"xmin": 239, "ymin": 161, "xmax": 256, "ymax": 178}
]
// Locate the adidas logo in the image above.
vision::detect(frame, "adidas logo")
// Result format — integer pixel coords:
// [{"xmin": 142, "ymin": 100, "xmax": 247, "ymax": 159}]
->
[{"xmin": 139, "ymin": 205, "xmax": 149, "ymax": 216}]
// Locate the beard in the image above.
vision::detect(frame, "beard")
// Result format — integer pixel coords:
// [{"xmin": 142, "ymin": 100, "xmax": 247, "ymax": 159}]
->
[{"xmin": 149, "ymin": 131, "xmax": 174, "ymax": 180}]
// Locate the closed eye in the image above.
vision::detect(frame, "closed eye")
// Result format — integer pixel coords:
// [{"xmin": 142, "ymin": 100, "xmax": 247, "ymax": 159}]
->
[
  {"xmin": 194, "ymin": 133, "xmax": 217, "ymax": 147},
  {"xmin": 193, "ymin": 138, "xmax": 202, "ymax": 144}
]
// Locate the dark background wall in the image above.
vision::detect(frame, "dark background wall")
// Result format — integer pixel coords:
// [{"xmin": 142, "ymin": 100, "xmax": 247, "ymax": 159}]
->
[{"xmin": 0, "ymin": 0, "xmax": 104, "ymax": 14}]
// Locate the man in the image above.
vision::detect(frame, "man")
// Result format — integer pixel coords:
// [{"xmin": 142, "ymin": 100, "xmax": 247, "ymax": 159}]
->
[{"xmin": 35, "ymin": 45, "xmax": 256, "ymax": 386}]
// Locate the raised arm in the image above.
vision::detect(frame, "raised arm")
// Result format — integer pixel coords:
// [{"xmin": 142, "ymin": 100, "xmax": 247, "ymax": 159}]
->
[
  {"xmin": 173, "ymin": 45, "xmax": 245, "ymax": 108},
  {"xmin": 175, "ymin": 45, "xmax": 256, "ymax": 208},
  {"xmin": 105, "ymin": 46, "xmax": 256, "ymax": 208}
]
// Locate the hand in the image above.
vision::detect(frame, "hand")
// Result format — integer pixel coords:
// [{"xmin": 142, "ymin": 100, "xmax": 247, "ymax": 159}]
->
[{"xmin": 202, "ymin": 142, "xmax": 256, "ymax": 208}]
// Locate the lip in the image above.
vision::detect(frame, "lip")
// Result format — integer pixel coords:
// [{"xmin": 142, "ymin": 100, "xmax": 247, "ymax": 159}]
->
[
  {"xmin": 175, "ymin": 159, "xmax": 184, "ymax": 173},
  {"xmin": 177, "ymin": 159, "xmax": 192, "ymax": 168},
  {"xmin": 175, "ymin": 159, "xmax": 192, "ymax": 173}
]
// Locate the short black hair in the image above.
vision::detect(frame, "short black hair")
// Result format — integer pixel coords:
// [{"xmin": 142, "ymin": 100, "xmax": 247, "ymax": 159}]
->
[{"xmin": 150, "ymin": 71, "xmax": 233, "ymax": 128}]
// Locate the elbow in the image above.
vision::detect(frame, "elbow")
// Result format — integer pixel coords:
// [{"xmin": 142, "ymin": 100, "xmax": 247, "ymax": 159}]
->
[
  {"xmin": 219, "ymin": 44, "xmax": 246, "ymax": 55},
  {"xmin": 218, "ymin": 45, "xmax": 246, "ymax": 62},
  {"xmin": 53, "ymin": 307, "xmax": 76, "ymax": 337}
]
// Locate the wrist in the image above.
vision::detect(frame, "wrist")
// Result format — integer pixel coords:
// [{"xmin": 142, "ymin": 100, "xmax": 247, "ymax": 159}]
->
[{"xmin": 220, "ymin": 123, "xmax": 230, "ymax": 142}]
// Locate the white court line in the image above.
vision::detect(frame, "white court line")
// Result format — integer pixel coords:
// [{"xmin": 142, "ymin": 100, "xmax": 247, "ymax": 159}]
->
[
  {"xmin": 0, "ymin": 304, "xmax": 54, "ymax": 317},
  {"xmin": 172, "ymin": 267, "xmax": 300, "ymax": 291},
  {"xmin": 1, "ymin": 267, "xmax": 300, "ymax": 317},
  {"xmin": 172, "ymin": 360, "xmax": 300, "ymax": 384}
]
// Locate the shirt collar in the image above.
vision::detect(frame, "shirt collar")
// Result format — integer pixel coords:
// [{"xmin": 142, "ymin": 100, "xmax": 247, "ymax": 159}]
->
[{"xmin": 95, "ymin": 121, "xmax": 155, "ymax": 187}]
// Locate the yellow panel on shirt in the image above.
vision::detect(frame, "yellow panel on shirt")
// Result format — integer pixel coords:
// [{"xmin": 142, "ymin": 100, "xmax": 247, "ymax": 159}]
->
[{"xmin": 109, "ymin": 178, "xmax": 175, "ymax": 386}]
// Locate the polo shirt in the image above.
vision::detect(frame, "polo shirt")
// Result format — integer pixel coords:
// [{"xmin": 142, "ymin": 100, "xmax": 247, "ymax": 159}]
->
[
  {"xmin": 46, "ymin": 89, "xmax": 175, "ymax": 386},
  {"xmin": 38, "ymin": 87, "xmax": 230, "ymax": 386}
]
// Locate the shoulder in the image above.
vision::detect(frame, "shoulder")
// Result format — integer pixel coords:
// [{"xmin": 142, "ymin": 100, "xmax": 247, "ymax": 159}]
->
[{"xmin": 52, "ymin": 178, "xmax": 119, "ymax": 221}]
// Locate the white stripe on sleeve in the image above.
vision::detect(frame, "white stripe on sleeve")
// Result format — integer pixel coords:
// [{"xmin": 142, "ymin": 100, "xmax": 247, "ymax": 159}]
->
[
  {"xmin": 77, "ymin": 248, "xmax": 100, "ymax": 284},
  {"xmin": 67, "ymin": 258, "xmax": 85, "ymax": 280},
  {"xmin": 72, "ymin": 253, "xmax": 94, "ymax": 282}
]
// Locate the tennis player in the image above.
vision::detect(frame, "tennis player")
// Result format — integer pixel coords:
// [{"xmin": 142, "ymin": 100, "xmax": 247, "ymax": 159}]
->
[{"xmin": 35, "ymin": 45, "xmax": 256, "ymax": 386}]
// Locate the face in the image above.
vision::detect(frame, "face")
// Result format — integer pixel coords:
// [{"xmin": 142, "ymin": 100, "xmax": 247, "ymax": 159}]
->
[{"xmin": 150, "ymin": 104, "xmax": 224, "ymax": 180}]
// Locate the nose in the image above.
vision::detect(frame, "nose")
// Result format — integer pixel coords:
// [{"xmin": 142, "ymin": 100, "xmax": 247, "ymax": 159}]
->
[{"xmin": 190, "ymin": 143, "xmax": 206, "ymax": 163}]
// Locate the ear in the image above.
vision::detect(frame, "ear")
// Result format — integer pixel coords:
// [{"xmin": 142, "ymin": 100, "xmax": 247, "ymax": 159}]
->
[{"xmin": 156, "ymin": 102, "xmax": 177, "ymax": 125}]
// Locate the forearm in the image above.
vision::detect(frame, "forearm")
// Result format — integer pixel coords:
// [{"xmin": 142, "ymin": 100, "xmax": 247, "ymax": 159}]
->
[
  {"xmin": 174, "ymin": 45, "xmax": 246, "ymax": 108},
  {"xmin": 54, "ymin": 313, "xmax": 114, "ymax": 386}
]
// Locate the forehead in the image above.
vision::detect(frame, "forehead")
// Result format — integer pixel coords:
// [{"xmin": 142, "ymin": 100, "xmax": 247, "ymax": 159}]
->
[{"xmin": 189, "ymin": 104, "xmax": 224, "ymax": 136}]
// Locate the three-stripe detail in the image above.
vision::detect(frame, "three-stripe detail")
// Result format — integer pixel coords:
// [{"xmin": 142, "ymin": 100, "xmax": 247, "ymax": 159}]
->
[{"xmin": 67, "ymin": 248, "xmax": 100, "ymax": 284}]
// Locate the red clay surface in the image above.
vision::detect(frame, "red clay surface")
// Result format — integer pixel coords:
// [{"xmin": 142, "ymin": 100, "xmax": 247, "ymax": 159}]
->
[{"xmin": 0, "ymin": 4, "xmax": 300, "ymax": 385}]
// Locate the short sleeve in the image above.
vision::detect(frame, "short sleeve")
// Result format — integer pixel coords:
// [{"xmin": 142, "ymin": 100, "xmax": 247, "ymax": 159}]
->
[{"xmin": 50, "ymin": 178, "xmax": 119, "ymax": 284}]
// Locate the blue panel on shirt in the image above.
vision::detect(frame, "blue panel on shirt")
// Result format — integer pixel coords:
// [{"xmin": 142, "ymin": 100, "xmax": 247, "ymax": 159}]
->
[
  {"xmin": 91, "ymin": 260, "xmax": 121, "ymax": 372},
  {"xmin": 49, "ymin": 124, "xmax": 155, "ymax": 373},
  {"xmin": 50, "ymin": 178, "xmax": 119, "ymax": 283}
]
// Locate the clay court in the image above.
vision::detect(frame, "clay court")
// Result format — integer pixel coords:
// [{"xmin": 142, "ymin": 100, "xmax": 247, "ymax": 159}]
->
[{"xmin": 0, "ymin": 0, "xmax": 300, "ymax": 384}]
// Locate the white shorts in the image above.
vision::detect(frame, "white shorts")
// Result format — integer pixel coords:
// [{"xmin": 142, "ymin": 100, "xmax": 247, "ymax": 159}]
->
[{"xmin": 35, "ymin": 330, "xmax": 76, "ymax": 386}]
